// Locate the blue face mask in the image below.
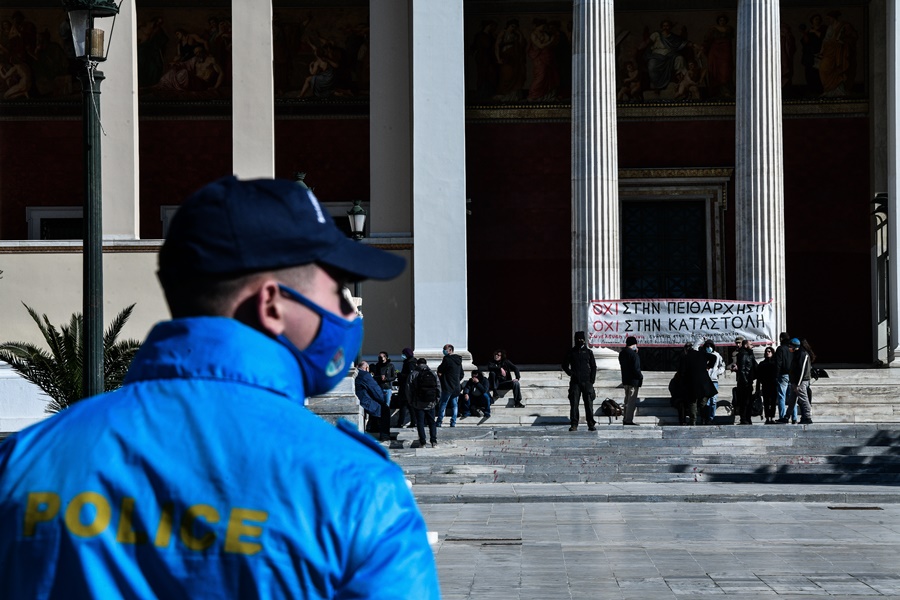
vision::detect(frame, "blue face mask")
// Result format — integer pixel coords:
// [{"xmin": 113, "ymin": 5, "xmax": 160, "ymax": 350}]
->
[
  {"xmin": 275, "ymin": 284, "xmax": 364, "ymax": 397},
  {"xmin": 706, "ymin": 347, "xmax": 713, "ymax": 354},
  {"xmin": 442, "ymin": 348, "xmax": 449, "ymax": 356}
]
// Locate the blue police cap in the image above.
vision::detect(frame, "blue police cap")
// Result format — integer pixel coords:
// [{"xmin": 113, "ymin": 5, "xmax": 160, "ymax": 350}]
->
[{"xmin": 159, "ymin": 176, "xmax": 405, "ymax": 281}]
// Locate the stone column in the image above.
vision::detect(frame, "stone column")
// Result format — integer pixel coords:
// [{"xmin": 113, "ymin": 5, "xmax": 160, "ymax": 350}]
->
[
  {"xmin": 101, "ymin": 0, "xmax": 139, "ymax": 239},
  {"xmin": 887, "ymin": 1, "xmax": 900, "ymax": 365},
  {"xmin": 410, "ymin": 0, "xmax": 469, "ymax": 365},
  {"xmin": 572, "ymin": 0, "xmax": 620, "ymax": 367},
  {"xmin": 367, "ymin": 0, "xmax": 469, "ymax": 368},
  {"xmin": 735, "ymin": 0, "xmax": 786, "ymax": 339},
  {"xmin": 232, "ymin": 0, "xmax": 274, "ymax": 178}
]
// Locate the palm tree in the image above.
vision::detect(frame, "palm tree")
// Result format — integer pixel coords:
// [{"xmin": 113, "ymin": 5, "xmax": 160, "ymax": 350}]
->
[{"xmin": 0, "ymin": 304, "xmax": 142, "ymax": 413}]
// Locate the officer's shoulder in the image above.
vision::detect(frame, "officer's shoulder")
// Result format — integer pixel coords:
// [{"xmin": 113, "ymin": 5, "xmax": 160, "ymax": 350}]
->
[{"xmin": 335, "ymin": 419, "xmax": 390, "ymax": 459}]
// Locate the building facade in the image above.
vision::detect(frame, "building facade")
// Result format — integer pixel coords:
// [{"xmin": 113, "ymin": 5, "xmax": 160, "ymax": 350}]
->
[{"xmin": 0, "ymin": 0, "xmax": 897, "ymax": 394}]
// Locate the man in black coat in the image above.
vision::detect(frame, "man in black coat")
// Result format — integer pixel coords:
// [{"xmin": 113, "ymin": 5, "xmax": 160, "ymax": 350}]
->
[
  {"xmin": 562, "ymin": 331, "xmax": 597, "ymax": 431},
  {"xmin": 436, "ymin": 343, "xmax": 464, "ymax": 427},
  {"xmin": 487, "ymin": 349, "xmax": 524, "ymax": 407},
  {"xmin": 678, "ymin": 342, "xmax": 719, "ymax": 426},
  {"xmin": 774, "ymin": 332, "xmax": 796, "ymax": 422},
  {"xmin": 734, "ymin": 339, "xmax": 758, "ymax": 424},
  {"xmin": 618, "ymin": 336, "xmax": 642, "ymax": 426}
]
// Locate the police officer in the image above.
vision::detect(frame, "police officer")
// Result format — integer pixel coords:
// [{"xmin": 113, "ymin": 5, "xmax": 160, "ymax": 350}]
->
[{"xmin": 0, "ymin": 176, "xmax": 440, "ymax": 598}]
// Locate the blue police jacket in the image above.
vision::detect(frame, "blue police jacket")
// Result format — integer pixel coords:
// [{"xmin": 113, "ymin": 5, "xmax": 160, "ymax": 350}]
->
[{"xmin": 0, "ymin": 317, "xmax": 440, "ymax": 599}]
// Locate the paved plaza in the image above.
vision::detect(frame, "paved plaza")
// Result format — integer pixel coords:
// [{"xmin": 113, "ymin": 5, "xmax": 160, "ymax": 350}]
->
[{"xmin": 415, "ymin": 487, "xmax": 900, "ymax": 599}]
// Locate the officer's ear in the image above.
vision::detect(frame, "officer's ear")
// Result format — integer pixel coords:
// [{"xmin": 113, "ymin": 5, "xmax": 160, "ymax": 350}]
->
[
  {"xmin": 230, "ymin": 277, "xmax": 287, "ymax": 337},
  {"xmin": 255, "ymin": 279, "xmax": 288, "ymax": 337}
]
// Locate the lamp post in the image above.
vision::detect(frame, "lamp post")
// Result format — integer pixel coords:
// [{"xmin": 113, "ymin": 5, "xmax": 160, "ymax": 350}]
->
[
  {"xmin": 62, "ymin": 0, "xmax": 120, "ymax": 398},
  {"xmin": 347, "ymin": 200, "xmax": 367, "ymax": 364}
]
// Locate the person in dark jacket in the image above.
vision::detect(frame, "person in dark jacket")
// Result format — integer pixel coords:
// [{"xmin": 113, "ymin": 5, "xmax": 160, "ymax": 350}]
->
[
  {"xmin": 733, "ymin": 339, "xmax": 758, "ymax": 424},
  {"xmin": 356, "ymin": 361, "xmax": 390, "ymax": 440},
  {"xmin": 670, "ymin": 343, "xmax": 693, "ymax": 425},
  {"xmin": 774, "ymin": 332, "xmax": 796, "ymax": 423},
  {"xmin": 562, "ymin": 331, "xmax": 597, "ymax": 431},
  {"xmin": 370, "ymin": 351, "xmax": 397, "ymax": 436},
  {"xmin": 781, "ymin": 337, "xmax": 814, "ymax": 424},
  {"xmin": 618, "ymin": 336, "xmax": 643, "ymax": 426},
  {"xmin": 397, "ymin": 347, "xmax": 417, "ymax": 428},
  {"xmin": 407, "ymin": 358, "xmax": 442, "ymax": 447},
  {"xmin": 487, "ymin": 349, "xmax": 524, "ymax": 407},
  {"xmin": 678, "ymin": 341, "xmax": 719, "ymax": 425},
  {"xmin": 755, "ymin": 346, "xmax": 779, "ymax": 423},
  {"xmin": 436, "ymin": 343, "xmax": 464, "ymax": 427},
  {"xmin": 461, "ymin": 370, "xmax": 492, "ymax": 418}
]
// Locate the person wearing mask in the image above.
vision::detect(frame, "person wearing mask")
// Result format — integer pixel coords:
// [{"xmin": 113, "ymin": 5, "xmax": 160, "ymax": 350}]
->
[
  {"xmin": 487, "ymin": 349, "xmax": 524, "ymax": 407},
  {"xmin": 781, "ymin": 338, "xmax": 815, "ymax": 424},
  {"xmin": 356, "ymin": 360, "xmax": 389, "ymax": 440},
  {"xmin": 756, "ymin": 346, "xmax": 779, "ymax": 424},
  {"xmin": 618, "ymin": 336, "xmax": 642, "ymax": 426},
  {"xmin": 436, "ymin": 343, "xmax": 464, "ymax": 427},
  {"xmin": 733, "ymin": 339, "xmax": 758, "ymax": 424},
  {"xmin": 562, "ymin": 331, "xmax": 597, "ymax": 431},
  {"xmin": 370, "ymin": 351, "xmax": 398, "ymax": 435},
  {"xmin": 678, "ymin": 341, "xmax": 719, "ymax": 426},
  {"xmin": 461, "ymin": 370, "xmax": 492, "ymax": 418},
  {"xmin": 703, "ymin": 339, "xmax": 725, "ymax": 424},
  {"xmin": 774, "ymin": 331, "xmax": 797, "ymax": 423},
  {"xmin": 407, "ymin": 357, "xmax": 441, "ymax": 447},
  {"xmin": 0, "ymin": 176, "xmax": 439, "ymax": 598},
  {"xmin": 397, "ymin": 347, "xmax": 418, "ymax": 429}
]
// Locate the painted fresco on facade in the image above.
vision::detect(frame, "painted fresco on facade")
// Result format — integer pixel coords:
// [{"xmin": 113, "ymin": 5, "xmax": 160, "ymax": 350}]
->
[
  {"xmin": 136, "ymin": 6, "xmax": 369, "ymax": 102},
  {"xmin": 614, "ymin": 6, "xmax": 865, "ymax": 103},
  {"xmin": 0, "ymin": 6, "xmax": 369, "ymax": 104},
  {"xmin": 466, "ymin": 14, "xmax": 573, "ymax": 104},
  {"xmin": 137, "ymin": 9, "xmax": 232, "ymax": 99},
  {"xmin": 0, "ymin": 8, "xmax": 72, "ymax": 101},
  {"xmin": 464, "ymin": 6, "xmax": 865, "ymax": 106}
]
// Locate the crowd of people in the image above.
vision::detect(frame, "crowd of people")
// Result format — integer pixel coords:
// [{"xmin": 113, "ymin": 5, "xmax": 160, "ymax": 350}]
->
[
  {"xmin": 355, "ymin": 345, "xmax": 525, "ymax": 448},
  {"xmin": 357, "ymin": 330, "xmax": 819, "ymax": 440},
  {"xmin": 666, "ymin": 332, "xmax": 817, "ymax": 426}
]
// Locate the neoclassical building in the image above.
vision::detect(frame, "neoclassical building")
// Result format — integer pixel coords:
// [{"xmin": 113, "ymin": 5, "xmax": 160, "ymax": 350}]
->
[{"xmin": 0, "ymin": 0, "xmax": 897, "ymax": 400}]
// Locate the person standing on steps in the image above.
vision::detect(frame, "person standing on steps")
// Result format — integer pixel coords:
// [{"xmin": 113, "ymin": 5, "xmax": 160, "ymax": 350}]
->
[
  {"xmin": 781, "ymin": 338, "xmax": 814, "ymax": 424},
  {"xmin": 774, "ymin": 332, "xmax": 797, "ymax": 423},
  {"xmin": 562, "ymin": 331, "xmax": 597, "ymax": 431},
  {"xmin": 397, "ymin": 347, "xmax": 418, "ymax": 429},
  {"xmin": 407, "ymin": 357, "xmax": 441, "ymax": 447},
  {"xmin": 436, "ymin": 343, "xmax": 463, "ymax": 428},
  {"xmin": 618, "ymin": 336, "xmax": 642, "ymax": 426},
  {"xmin": 733, "ymin": 338, "xmax": 758, "ymax": 425}
]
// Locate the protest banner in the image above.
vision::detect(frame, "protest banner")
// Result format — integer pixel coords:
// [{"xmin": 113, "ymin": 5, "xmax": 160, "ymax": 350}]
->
[{"xmin": 588, "ymin": 298, "xmax": 775, "ymax": 347}]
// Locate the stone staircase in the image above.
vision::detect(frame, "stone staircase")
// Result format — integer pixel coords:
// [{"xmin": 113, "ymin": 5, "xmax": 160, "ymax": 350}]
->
[
  {"xmin": 384, "ymin": 369, "xmax": 900, "ymax": 486},
  {"xmin": 387, "ymin": 423, "xmax": 900, "ymax": 485},
  {"xmin": 438, "ymin": 368, "xmax": 900, "ymax": 426}
]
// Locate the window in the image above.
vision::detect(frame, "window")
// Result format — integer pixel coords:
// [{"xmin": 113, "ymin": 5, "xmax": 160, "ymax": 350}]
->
[{"xmin": 26, "ymin": 207, "xmax": 83, "ymax": 240}]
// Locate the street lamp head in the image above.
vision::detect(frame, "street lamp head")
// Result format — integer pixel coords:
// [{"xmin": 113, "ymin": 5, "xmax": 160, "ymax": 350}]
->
[
  {"xmin": 347, "ymin": 199, "xmax": 367, "ymax": 241},
  {"xmin": 62, "ymin": 0, "xmax": 120, "ymax": 61},
  {"xmin": 293, "ymin": 171, "xmax": 310, "ymax": 191}
]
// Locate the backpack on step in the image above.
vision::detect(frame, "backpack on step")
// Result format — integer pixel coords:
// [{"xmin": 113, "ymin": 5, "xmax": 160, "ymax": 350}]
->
[
  {"xmin": 601, "ymin": 398, "xmax": 623, "ymax": 419},
  {"xmin": 415, "ymin": 368, "xmax": 439, "ymax": 410}
]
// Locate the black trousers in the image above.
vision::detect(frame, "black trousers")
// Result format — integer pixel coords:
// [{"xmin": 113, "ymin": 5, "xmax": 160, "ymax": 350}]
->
[
  {"xmin": 415, "ymin": 407, "xmax": 437, "ymax": 444},
  {"xmin": 568, "ymin": 381, "xmax": 596, "ymax": 427}
]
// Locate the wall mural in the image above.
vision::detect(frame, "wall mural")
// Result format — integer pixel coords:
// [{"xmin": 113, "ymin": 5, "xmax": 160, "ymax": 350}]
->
[
  {"xmin": 0, "ymin": 5, "xmax": 864, "ymax": 107},
  {"xmin": 464, "ymin": 6, "xmax": 866, "ymax": 106},
  {"xmin": 0, "ymin": 5, "xmax": 369, "ymax": 105}
]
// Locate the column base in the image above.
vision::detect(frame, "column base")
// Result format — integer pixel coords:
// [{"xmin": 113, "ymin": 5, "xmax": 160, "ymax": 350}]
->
[{"xmin": 593, "ymin": 347, "xmax": 621, "ymax": 371}]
